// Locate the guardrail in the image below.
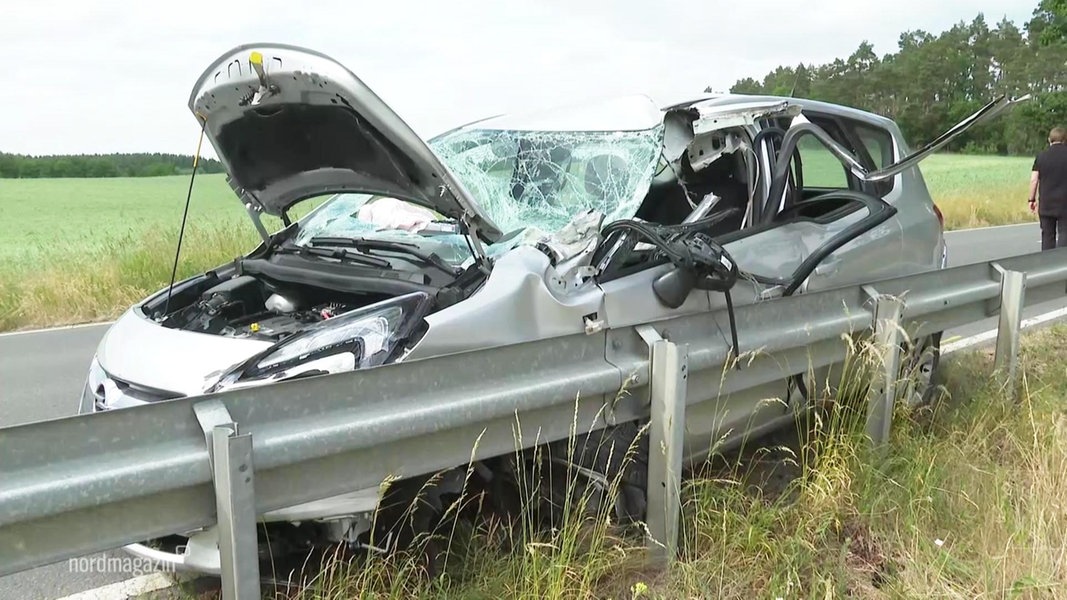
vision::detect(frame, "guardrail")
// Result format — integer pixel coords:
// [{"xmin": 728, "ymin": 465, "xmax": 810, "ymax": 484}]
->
[{"xmin": 2, "ymin": 247, "xmax": 1065, "ymax": 599}]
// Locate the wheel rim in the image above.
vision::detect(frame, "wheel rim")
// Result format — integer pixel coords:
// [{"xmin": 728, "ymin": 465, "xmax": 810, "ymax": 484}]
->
[{"xmin": 903, "ymin": 337, "xmax": 938, "ymax": 407}]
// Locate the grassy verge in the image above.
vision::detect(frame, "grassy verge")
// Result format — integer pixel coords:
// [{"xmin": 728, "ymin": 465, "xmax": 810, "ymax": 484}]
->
[
  {"xmin": 243, "ymin": 324, "xmax": 1067, "ymax": 600},
  {"xmin": 0, "ymin": 224, "xmax": 257, "ymax": 331},
  {"xmin": 0, "ymin": 175, "xmax": 256, "ymax": 331},
  {"xmin": 0, "ymin": 153, "xmax": 1040, "ymax": 331},
  {"xmin": 921, "ymin": 154, "xmax": 1036, "ymax": 231}
]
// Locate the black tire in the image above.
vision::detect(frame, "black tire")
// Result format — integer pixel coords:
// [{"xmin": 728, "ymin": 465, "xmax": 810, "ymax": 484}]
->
[
  {"xmin": 902, "ymin": 332, "xmax": 942, "ymax": 408},
  {"xmin": 490, "ymin": 420, "xmax": 648, "ymax": 527},
  {"xmin": 831, "ymin": 331, "xmax": 942, "ymax": 412},
  {"xmin": 550, "ymin": 418, "xmax": 648, "ymax": 520}
]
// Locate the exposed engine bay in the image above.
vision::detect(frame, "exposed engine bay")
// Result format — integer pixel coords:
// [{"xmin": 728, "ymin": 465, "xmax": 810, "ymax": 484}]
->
[{"xmin": 160, "ymin": 274, "xmax": 386, "ymax": 341}]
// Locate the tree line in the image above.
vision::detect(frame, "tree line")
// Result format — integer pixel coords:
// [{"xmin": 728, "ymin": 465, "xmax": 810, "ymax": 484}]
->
[
  {"xmin": 0, "ymin": 152, "xmax": 225, "ymax": 179},
  {"xmin": 725, "ymin": 0, "xmax": 1067, "ymax": 156}
]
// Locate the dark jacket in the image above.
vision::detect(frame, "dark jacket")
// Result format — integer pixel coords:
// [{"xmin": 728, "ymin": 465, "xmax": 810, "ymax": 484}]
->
[{"xmin": 1033, "ymin": 143, "xmax": 1067, "ymax": 217}]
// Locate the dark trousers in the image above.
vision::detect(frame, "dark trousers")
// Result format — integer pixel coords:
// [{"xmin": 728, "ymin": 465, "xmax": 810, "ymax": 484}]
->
[{"xmin": 1040, "ymin": 215, "xmax": 1067, "ymax": 250}]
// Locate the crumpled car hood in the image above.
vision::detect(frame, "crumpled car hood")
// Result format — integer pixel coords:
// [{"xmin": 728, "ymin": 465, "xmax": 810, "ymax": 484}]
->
[{"xmin": 187, "ymin": 43, "xmax": 501, "ymax": 243}]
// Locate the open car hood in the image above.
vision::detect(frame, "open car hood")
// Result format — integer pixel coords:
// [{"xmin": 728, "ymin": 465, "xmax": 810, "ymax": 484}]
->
[{"xmin": 188, "ymin": 43, "xmax": 502, "ymax": 242}]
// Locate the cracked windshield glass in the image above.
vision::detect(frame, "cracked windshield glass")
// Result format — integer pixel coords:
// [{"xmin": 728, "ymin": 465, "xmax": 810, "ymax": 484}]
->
[
  {"xmin": 431, "ymin": 126, "xmax": 663, "ymax": 239},
  {"xmin": 292, "ymin": 125, "xmax": 664, "ymax": 264}
]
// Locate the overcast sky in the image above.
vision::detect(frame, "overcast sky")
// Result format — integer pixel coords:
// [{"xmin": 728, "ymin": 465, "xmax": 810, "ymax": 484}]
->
[{"xmin": 1, "ymin": 0, "xmax": 1034, "ymax": 156}]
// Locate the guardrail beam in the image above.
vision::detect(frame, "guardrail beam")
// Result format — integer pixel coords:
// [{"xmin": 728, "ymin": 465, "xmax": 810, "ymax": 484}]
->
[
  {"xmin": 646, "ymin": 339, "xmax": 688, "ymax": 565},
  {"xmin": 4, "ymin": 247, "xmax": 1067, "ymax": 579}
]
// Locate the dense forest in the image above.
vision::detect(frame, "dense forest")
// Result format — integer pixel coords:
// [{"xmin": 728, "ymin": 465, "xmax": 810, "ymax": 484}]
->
[
  {"xmin": 0, "ymin": 153, "xmax": 225, "ymax": 179},
  {"xmin": 725, "ymin": 0, "xmax": 1067, "ymax": 156}
]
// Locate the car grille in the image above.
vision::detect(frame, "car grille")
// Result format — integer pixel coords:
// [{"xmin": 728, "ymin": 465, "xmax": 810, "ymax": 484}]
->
[{"xmin": 91, "ymin": 374, "xmax": 183, "ymax": 412}]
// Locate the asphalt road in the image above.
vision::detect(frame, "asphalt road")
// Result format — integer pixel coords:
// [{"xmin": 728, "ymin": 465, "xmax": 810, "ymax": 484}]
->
[
  {"xmin": 0, "ymin": 324, "xmax": 136, "ymax": 599},
  {"xmin": 0, "ymin": 221, "xmax": 1060, "ymax": 599},
  {"xmin": 943, "ymin": 222, "xmax": 1040, "ymax": 265}
]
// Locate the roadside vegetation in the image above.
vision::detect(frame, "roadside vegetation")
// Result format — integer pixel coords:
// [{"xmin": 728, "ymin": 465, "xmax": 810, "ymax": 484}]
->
[
  {"xmin": 177, "ymin": 324, "xmax": 1063, "ymax": 600},
  {"xmin": 0, "ymin": 152, "xmax": 225, "ymax": 178},
  {"xmin": 923, "ymin": 154, "xmax": 1037, "ymax": 229},
  {"xmin": 0, "ymin": 153, "xmax": 1039, "ymax": 332},
  {"xmin": 0, "ymin": 174, "xmax": 253, "ymax": 331},
  {"xmin": 731, "ymin": 1, "xmax": 1067, "ymax": 158}
]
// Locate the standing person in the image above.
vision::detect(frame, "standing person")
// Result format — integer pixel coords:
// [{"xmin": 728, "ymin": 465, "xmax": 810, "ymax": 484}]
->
[{"xmin": 1029, "ymin": 127, "xmax": 1067, "ymax": 250}]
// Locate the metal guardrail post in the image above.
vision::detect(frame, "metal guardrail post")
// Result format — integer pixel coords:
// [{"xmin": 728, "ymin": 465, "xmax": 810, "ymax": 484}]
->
[
  {"xmin": 993, "ymin": 266, "xmax": 1026, "ymax": 388},
  {"xmin": 212, "ymin": 424, "xmax": 260, "ymax": 600},
  {"xmin": 865, "ymin": 294, "xmax": 904, "ymax": 447},
  {"xmin": 646, "ymin": 339, "xmax": 688, "ymax": 565}
]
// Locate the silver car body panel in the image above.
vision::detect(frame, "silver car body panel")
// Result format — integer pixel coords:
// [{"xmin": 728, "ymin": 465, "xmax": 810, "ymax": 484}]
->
[
  {"xmin": 119, "ymin": 486, "xmax": 381, "ymax": 575},
  {"xmin": 404, "ymin": 246, "xmax": 603, "ymax": 360},
  {"xmin": 686, "ymin": 99, "xmax": 802, "ymax": 135},
  {"xmin": 96, "ymin": 308, "xmax": 272, "ymax": 397}
]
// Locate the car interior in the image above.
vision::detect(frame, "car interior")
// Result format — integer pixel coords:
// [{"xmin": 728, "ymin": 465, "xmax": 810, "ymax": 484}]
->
[
  {"xmin": 633, "ymin": 112, "xmax": 894, "ymax": 236},
  {"xmin": 634, "ymin": 129, "xmax": 752, "ymax": 237},
  {"xmin": 594, "ymin": 113, "xmax": 900, "ymax": 293}
]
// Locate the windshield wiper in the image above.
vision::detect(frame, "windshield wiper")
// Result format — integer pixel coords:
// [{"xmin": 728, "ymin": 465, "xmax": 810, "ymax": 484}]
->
[
  {"xmin": 309, "ymin": 237, "xmax": 461, "ymax": 276},
  {"xmin": 274, "ymin": 245, "xmax": 393, "ymax": 269}
]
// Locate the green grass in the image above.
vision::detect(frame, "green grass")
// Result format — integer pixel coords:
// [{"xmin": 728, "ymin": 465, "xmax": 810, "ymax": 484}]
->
[
  {"xmin": 0, "ymin": 174, "xmax": 246, "ymax": 262},
  {"xmin": 0, "ymin": 175, "xmax": 260, "ymax": 331},
  {"xmin": 256, "ymin": 324, "xmax": 1067, "ymax": 600},
  {"xmin": 793, "ymin": 142, "xmax": 1035, "ymax": 231},
  {"xmin": 920, "ymin": 154, "xmax": 1037, "ymax": 230},
  {"xmin": 0, "ymin": 154, "xmax": 1041, "ymax": 331}
]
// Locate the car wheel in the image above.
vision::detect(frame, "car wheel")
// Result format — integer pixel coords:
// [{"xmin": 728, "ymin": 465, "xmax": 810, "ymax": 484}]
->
[
  {"xmin": 494, "ymin": 421, "xmax": 650, "ymax": 529},
  {"xmin": 901, "ymin": 332, "xmax": 942, "ymax": 408}
]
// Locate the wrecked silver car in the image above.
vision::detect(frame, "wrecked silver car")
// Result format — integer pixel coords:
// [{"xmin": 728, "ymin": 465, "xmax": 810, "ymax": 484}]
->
[{"xmin": 80, "ymin": 43, "xmax": 1024, "ymax": 575}]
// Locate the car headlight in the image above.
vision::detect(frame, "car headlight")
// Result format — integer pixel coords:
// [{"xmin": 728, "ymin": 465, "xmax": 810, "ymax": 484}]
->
[
  {"xmin": 87, "ymin": 356, "xmax": 107, "ymax": 392},
  {"xmin": 81, "ymin": 356, "xmax": 108, "ymax": 413},
  {"xmin": 206, "ymin": 291, "xmax": 432, "ymax": 393}
]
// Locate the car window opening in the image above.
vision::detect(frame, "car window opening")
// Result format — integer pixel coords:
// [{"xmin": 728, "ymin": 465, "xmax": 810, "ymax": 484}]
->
[{"xmin": 635, "ymin": 125, "xmax": 754, "ymax": 240}]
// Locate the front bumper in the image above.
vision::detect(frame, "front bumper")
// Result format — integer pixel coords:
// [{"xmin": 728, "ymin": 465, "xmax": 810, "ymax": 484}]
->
[
  {"xmin": 121, "ymin": 500, "xmax": 379, "ymax": 576},
  {"xmin": 80, "ymin": 354, "xmax": 385, "ymax": 576},
  {"xmin": 122, "ymin": 529, "xmax": 223, "ymax": 574}
]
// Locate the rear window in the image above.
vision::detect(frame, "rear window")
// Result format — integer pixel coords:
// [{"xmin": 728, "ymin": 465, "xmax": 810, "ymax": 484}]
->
[{"xmin": 851, "ymin": 122, "xmax": 895, "ymax": 196}]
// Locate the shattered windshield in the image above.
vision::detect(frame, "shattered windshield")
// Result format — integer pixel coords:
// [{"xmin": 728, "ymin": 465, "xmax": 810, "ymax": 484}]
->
[
  {"xmin": 288, "ymin": 126, "xmax": 665, "ymax": 267},
  {"xmin": 429, "ymin": 126, "xmax": 663, "ymax": 235},
  {"xmin": 291, "ymin": 194, "xmax": 475, "ymax": 265}
]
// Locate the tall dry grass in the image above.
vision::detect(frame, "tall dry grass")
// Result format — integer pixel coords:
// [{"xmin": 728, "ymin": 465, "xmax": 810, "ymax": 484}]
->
[
  {"xmin": 921, "ymin": 153, "xmax": 1037, "ymax": 231},
  {"xmin": 0, "ymin": 221, "xmax": 256, "ymax": 331}
]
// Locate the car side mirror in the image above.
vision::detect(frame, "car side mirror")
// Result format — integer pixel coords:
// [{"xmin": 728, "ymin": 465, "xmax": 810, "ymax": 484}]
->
[{"xmin": 652, "ymin": 266, "xmax": 697, "ymax": 309}]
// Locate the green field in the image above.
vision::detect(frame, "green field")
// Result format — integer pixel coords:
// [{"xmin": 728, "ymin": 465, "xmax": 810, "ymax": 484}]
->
[
  {"xmin": 0, "ymin": 154, "xmax": 1038, "ymax": 331},
  {"xmin": 0, "ymin": 174, "xmax": 247, "ymax": 262},
  {"xmin": 921, "ymin": 154, "xmax": 1036, "ymax": 229}
]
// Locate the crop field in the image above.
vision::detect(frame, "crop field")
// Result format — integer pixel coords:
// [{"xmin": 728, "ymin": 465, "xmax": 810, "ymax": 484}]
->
[{"xmin": 0, "ymin": 154, "xmax": 1038, "ymax": 332}]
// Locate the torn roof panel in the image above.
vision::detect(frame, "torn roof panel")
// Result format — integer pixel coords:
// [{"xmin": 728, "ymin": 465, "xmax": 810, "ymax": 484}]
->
[{"xmin": 683, "ymin": 99, "xmax": 803, "ymax": 135}]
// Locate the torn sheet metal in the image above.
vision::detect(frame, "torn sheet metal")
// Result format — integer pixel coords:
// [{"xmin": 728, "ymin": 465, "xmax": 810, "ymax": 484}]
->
[
  {"xmin": 684, "ymin": 100, "xmax": 802, "ymax": 136},
  {"xmin": 687, "ymin": 131, "xmax": 748, "ymax": 172},
  {"xmin": 860, "ymin": 94, "xmax": 1031, "ymax": 182}
]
